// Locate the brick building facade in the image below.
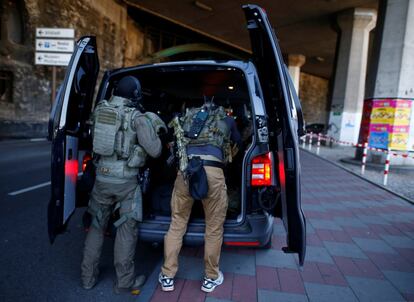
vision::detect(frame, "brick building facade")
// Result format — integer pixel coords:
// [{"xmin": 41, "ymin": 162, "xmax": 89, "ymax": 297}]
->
[{"xmin": 0, "ymin": 0, "xmax": 149, "ymax": 137}]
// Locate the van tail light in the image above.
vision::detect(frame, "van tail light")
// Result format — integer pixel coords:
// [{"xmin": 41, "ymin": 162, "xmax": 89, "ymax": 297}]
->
[
  {"xmin": 82, "ymin": 153, "xmax": 92, "ymax": 172},
  {"xmin": 225, "ymin": 241, "xmax": 260, "ymax": 247},
  {"xmin": 251, "ymin": 152, "xmax": 272, "ymax": 186}
]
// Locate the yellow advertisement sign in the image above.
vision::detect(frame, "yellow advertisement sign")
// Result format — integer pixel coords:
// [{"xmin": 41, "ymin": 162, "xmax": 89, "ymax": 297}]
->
[
  {"xmin": 370, "ymin": 107, "xmax": 394, "ymax": 124},
  {"xmin": 393, "ymin": 108, "xmax": 411, "ymax": 125},
  {"xmin": 388, "ymin": 133, "xmax": 409, "ymax": 150}
]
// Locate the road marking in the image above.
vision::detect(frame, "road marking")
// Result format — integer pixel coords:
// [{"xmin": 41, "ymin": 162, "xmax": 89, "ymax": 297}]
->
[
  {"xmin": 8, "ymin": 181, "xmax": 51, "ymax": 196},
  {"xmin": 7, "ymin": 172, "xmax": 83, "ymax": 196},
  {"xmin": 30, "ymin": 138, "xmax": 47, "ymax": 142}
]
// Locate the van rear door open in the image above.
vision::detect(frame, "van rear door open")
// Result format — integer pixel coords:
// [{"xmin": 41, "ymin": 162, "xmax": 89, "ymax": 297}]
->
[
  {"xmin": 48, "ymin": 36, "xmax": 99, "ymax": 243},
  {"xmin": 243, "ymin": 4, "xmax": 306, "ymax": 265}
]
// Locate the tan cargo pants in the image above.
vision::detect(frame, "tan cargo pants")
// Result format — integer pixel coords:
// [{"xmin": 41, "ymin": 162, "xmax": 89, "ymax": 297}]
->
[
  {"xmin": 81, "ymin": 179, "xmax": 139, "ymax": 288},
  {"xmin": 161, "ymin": 166, "xmax": 228, "ymax": 280}
]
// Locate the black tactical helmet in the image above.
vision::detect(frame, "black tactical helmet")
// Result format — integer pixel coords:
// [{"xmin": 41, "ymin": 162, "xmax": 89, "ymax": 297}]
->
[{"xmin": 114, "ymin": 76, "xmax": 143, "ymax": 105}]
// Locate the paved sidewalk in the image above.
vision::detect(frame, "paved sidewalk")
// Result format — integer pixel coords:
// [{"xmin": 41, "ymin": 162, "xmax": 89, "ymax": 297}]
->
[{"xmin": 145, "ymin": 150, "xmax": 414, "ymax": 302}]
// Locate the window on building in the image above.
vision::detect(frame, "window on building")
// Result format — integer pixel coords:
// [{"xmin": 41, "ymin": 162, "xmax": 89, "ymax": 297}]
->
[
  {"xmin": 7, "ymin": 2, "xmax": 23, "ymax": 44},
  {"xmin": 0, "ymin": 71, "xmax": 13, "ymax": 103}
]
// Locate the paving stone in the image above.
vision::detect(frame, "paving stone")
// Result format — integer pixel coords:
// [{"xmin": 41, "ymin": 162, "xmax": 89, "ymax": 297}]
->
[
  {"xmin": 356, "ymin": 214, "xmax": 391, "ymax": 226},
  {"xmin": 315, "ymin": 229, "xmax": 335, "ymax": 241},
  {"xmin": 150, "ymin": 279, "xmax": 185, "ymax": 302},
  {"xmin": 205, "ymin": 298, "xmax": 234, "ymax": 302},
  {"xmin": 304, "ymin": 282, "xmax": 358, "ymax": 302},
  {"xmin": 273, "ymin": 222, "xmax": 286, "ymax": 235},
  {"xmin": 302, "ymin": 204, "xmax": 325, "ymax": 212},
  {"xmin": 380, "ymin": 213, "xmax": 413, "ymax": 224},
  {"xmin": 232, "ymin": 274, "xmax": 257, "ymax": 302},
  {"xmin": 278, "ymin": 268, "xmax": 305, "ymax": 294},
  {"xmin": 300, "ymin": 262, "xmax": 324, "ymax": 284},
  {"xmin": 341, "ymin": 201, "xmax": 366, "ymax": 209},
  {"xmin": 380, "ymin": 234, "xmax": 414, "ymax": 249},
  {"xmin": 403, "ymin": 293, "xmax": 414, "ymax": 302},
  {"xmin": 352, "ymin": 258, "xmax": 384, "ymax": 279},
  {"xmin": 305, "ymin": 246, "xmax": 334, "ymax": 264},
  {"xmin": 178, "ymin": 279, "xmax": 206, "ymax": 302},
  {"xmin": 323, "ymin": 202, "xmax": 346, "ymax": 210},
  {"xmin": 207, "ymin": 272, "xmax": 233, "ymax": 301},
  {"xmin": 308, "ymin": 219, "xmax": 342, "ymax": 231},
  {"xmin": 323, "ymin": 241, "xmax": 368, "ymax": 259},
  {"xmin": 175, "ymin": 256, "xmax": 204, "ymax": 280},
  {"xmin": 352, "ymin": 237, "xmax": 397, "ymax": 254},
  {"xmin": 382, "ymin": 270, "xmax": 414, "ymax": 294},
  {"xmin": 306, "ymin": 233, "xmax": 324, "ymax": 246},
  {"xmin": 306, "ymin": 222, "xmax": 316, "ymax": 234},
  {"xmin": 256, "ymin": 249, "xmax": 298, "ymax": 269},
  {"xmin": 256, "ymin": 266, "xmax": 280, "ymax": 290},
  {"xmin": 317, "ymin": 263, "xmax": 348, "ymax": 286},
  {"xmin": 346, "ymin": 276, "xmax": 405, "ymax": 302},
  {"xmin": 220, "ymin": 251, "xmax": 256, "ymax": 276},
  {"xmin": 395, "ymin": 247, "xmax": 414, "ymax": 266},
  {"xmin": 343, "ymin": 226, "xmax": 380, "ymax": 239},
  {"xmin": 333, "ymin": 256, "xmax": 361, "ymax": 276},
  {"xmin": 333, "ymin": 217, "xmax": 367, "ymax": 228},
  {"xmin": 258, "ymin": 289, "xmax": 308, "ymax": 302}
]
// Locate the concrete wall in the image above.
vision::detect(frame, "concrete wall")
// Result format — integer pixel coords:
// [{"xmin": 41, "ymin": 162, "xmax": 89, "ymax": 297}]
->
[
  {"xmin": 0, "ymin": 0, "xmax": 146, "ymax": 138},
  {"xmin": 299, "ymin": 72, "xmax": 329, "ymax": 125}
]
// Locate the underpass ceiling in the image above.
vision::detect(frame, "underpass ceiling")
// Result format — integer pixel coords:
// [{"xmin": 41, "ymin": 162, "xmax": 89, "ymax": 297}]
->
[{"xmin": 126, "ymin": 0, "xmax": 378, "ymax": 79}]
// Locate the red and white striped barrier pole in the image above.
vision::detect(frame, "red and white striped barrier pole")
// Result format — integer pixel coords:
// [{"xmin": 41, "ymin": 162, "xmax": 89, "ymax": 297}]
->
[
  {"xmin": 301, "ymin": 134, "xmax": 306, "ymax": 148},
  {"xmin": 308, "ymin": 132, "xmax": 313, "ymax": 151},
  {"xmin": 383, "ymin": 150, "xmax": 391, "ymax": 186},
  {"xmin": 316, "ymin": 133, "xmax": 321, "ymax": 155},
  {"xmin": 361, "ymin": 142, "xmax": 368, "ymax": 175}
]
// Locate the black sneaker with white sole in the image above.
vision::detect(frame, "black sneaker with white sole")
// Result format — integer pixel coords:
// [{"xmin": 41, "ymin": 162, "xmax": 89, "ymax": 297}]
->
[
  {"xmin": 158, "ymin": 273, "xmax": 174, "ymax": 292},
  {"xmin": 201, "ymin": 271, "xmax": 224, "ymax": 293}
]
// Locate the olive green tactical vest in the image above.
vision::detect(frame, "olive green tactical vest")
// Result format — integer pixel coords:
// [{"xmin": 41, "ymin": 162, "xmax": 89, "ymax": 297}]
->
[
  {"xmin": 93, "ymin": 96, "xmax": 147, "ymax": 182},
  {"xmin": 182, "ymin": 105, "xmax": 230, "ymax": 153}
]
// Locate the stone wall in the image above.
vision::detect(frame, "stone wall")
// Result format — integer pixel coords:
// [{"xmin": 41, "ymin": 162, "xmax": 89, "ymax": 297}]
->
[
  {"xmin": 299, "ymin": 72, "xmax": 329, "ymax": 125},
  {"xmin": 0, "ymin": 0, "xmax": 146, "ymax": 138}
]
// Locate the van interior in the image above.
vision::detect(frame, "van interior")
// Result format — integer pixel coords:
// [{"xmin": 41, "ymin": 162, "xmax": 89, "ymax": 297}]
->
[{"xmin": 102, "ymin": 65, "xmax": 254, "ymax": 222}]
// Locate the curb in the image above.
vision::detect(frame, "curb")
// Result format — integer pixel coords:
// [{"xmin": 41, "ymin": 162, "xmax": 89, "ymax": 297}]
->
[{"xmin": 300, "ymin": 148, "xmax": 414, "ymax": 206}]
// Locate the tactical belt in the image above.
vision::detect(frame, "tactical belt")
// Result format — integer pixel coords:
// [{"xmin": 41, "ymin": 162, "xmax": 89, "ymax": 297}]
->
[{"xmin": 202, "ymin": 160, "xmax": 225, "ymax": 170}]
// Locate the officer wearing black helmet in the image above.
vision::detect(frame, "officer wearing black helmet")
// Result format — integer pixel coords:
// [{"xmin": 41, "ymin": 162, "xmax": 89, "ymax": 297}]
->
[{"xmin": 81, "ymin": 76, "xmax": 166, "ymax": 294}]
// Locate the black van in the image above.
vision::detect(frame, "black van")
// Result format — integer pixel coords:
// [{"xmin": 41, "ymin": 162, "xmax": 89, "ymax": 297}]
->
[{"xmin": 48, "ymin": 5, "xmax": 306, "ymax": 265}]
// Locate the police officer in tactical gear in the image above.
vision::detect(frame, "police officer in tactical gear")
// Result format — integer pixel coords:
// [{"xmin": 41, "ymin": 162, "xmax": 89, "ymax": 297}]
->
[
  {"xmin": 81, "ymin": 76, "xmax": 166, "ymax": 293},
  {"xmin": 159, "ymin": 96, "xmax": 241, "ymax": 293}
]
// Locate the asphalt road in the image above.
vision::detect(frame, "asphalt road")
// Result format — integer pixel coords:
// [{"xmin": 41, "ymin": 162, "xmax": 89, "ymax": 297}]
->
[{"xmin": 0, "ymin": 139, "xmax": 163, "ymax": 302}]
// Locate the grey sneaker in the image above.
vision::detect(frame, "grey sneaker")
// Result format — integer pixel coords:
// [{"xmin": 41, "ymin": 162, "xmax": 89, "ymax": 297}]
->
[
  {"xmin": 158, "ymin": 272, "xmax": 174, "ymax": 292},
  {"xmin": 113, "ymin": 275, "xmax": 146, "ymax": 295},
  {"xmin": 201, "ymin": 271, "xmax": 224, "ymax": 293}
]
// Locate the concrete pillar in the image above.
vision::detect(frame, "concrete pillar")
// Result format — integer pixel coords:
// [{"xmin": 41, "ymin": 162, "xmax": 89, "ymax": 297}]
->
[
  {"xmin": 288, "ymin": 54, "xmax": 306, "ymax": 94},
  {"xmin": 360, "ymin": 0, "xmax": 414, "ymax": 164},
  {"xmin": 365, "ymin": 0, "xmax": 414, "ymax": 99},
  {"xmin": 328, "ymin": 8, "xmax": 377, "ymax": 144}
]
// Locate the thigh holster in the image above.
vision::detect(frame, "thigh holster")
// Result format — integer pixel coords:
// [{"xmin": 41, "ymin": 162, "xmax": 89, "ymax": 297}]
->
[{"xmin": 113, "ymin": 186, "xmax": 143, "ymax": 228}]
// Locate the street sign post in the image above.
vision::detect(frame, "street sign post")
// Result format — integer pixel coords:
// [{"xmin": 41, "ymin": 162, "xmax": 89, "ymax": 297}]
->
[
  {"xmin": 35, "ymin": 39, "xmax": 74, "ymax": 53},
  {"xmin": 35, "ymin": 53, "xmax": 72, "ymax": 66},
  {"xmin": 35, "ymin": 27, "xmax": 74, "ymax": 104},
  {"xmin": 36, "ymin": 28, "xmax": 74, "ymax": 39}
]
